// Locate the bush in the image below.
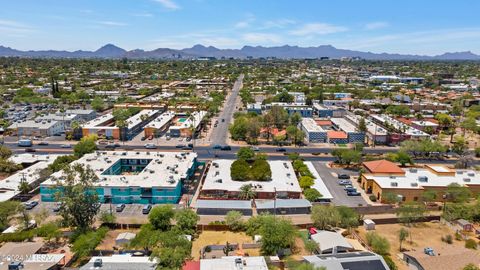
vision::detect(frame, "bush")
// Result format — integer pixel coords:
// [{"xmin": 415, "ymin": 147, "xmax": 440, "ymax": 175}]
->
[
  {"xmin": 72, "ymin": 227, "xmax": 108, "ymax": 259},
  {"xmin": 382, "ymin": 255, "xmax": 398, "ymax": 270},
  {"xmin": 304, "ymin": 188, "xmax": 322, "ymax": 202},
  {"xmin": 465, "ymin": 239, "xmax": 478, "ymax": 249},
  {"xmin": 369, "ymin": 195, "xmax": 377, "ymax": 202},
  {"xmin": 299, "ymin": 176, "xmax": 314, "ymax": 189},
  {"xmin": 366, "ymin": 232, "xmax": 390, "ymax": 255},
  {"xmin": 441, "ymin": 234, "xmax": 453, "ymax": 244},
  {"xmin": 455, "ymin": 231, "xmax": 463, "ymax": 241}
]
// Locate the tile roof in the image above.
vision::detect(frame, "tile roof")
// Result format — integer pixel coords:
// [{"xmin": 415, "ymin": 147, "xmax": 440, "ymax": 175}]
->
[
  {"xmin": 363, "ymin": 160, "xmax": 404, "ymax": 174},
  {"xmin": 327, "ymin": 130, "xmax": 348, "ymax": 139}
]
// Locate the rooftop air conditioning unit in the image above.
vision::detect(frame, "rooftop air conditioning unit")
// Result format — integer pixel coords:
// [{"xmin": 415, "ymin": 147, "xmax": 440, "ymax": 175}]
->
[
  {"xmin": 418, "ymin": 176, "xmax": 428, "ymax": 182},
  {"xmin": 411, "ymin": 183, "xmax": 418, "ymax": 187},
  {"xmin": 391, "ymin": 182, "xmax": 398, "ymax": 187},
  {"xmin": 463, "ymin": 178, "xmax": 471, "ymax": 182},
  {"xmin": 457, "ymin": 171, "xmax": 464, "ymax": 175},
  {"xmin": 467, "ymin": 173, "xmax": 475, "ymax": 177},
  {"xmin": 409, "ymin": 168, "xmax": 418, "ymax": 173}
]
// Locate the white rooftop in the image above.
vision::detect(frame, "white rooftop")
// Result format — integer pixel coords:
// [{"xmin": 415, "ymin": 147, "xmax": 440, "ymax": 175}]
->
[
  {"xmin": 364, "ymin": 167, "xmax": 480, "ymax": 189},
  {"xmin": 0, "ymin": 161, "xmax": 54, "ymax": 202},
  {"xmin": 301, "ymin": 118, "xmax": 325, "ymax": 133},
  {"xmin": 9, "ymin": 153, "xmax": 64, "ymax": 164},
  {"xmin": 200, "ymin": 256, "xmax": 268, "ymax": 270},
  {"xmin": 203, "ymin": 160, "xmax": 301, "ymax": 193},
  {"xmin": 169, "ymin": 111, "xmax": 207, "ymax": 130},
  {"xmin": 42, "ymin": 151, "xmax": 197, "ymax": 188},
  {"xmin": 412, "ymin": 120, "xmax": 439, "ymax": 127},
  {"xmin": 370, "ymin": 114, "xmax": 429, "ymax": 137},
  {"xmin": 8, "ymin": 120, "xmax": 59, "ymax": 130},
  {"xmin": 82, "ymin": 113, "xmax": 115, "ymax": 129},
  {"xmin": 145, "ymin": 111, "xmax": 176, "ymax": 129},
  {"xmin": 126, "ymin": 110, "xmax": 159, "ymax": 129},
  {"xmin": 306, "ymin": 162, "xmax": 333, "ymax": 200},
  {"xmin": 331, "ymin": 117, "xmax": 358, "ymax": 133}
]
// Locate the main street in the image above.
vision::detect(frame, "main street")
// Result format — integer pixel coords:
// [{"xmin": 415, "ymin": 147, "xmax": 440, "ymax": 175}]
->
[{"xmin": 209, "ymin": 74, "xmax": 244, "ymax": 146}]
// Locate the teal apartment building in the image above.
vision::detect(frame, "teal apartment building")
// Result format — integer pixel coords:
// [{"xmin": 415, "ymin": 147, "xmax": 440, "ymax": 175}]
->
[{"xmin": 41, "ymin": 151, "xmax": 198, "ymax": 204}]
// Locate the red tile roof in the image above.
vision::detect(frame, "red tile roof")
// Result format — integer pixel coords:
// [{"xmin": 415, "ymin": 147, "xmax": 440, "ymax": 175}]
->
[
  {"xmin": 316, "ymin": 120, "xmax": 332, "ymax": 126},
  {"xmin": 183, "ymin": 261, "xmax": 200, "ymax": 270},
  {"xmin": 327, "ymin": 130, "xmax": 348, "ymax": 139},
  {"xmin": 363, "ymin": 159, "xmax": 404, "ymax": 174}
]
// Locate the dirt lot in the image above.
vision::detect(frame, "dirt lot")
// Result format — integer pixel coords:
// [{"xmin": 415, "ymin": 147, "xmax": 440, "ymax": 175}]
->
[
  {"xmin": 357, "ymin": 221, "xmax": 469, "ymax": 270},
  {"xmin": 191, "ymin": 231, "xmax": 260, "ymax": 260},
  {"xmin": 96, "ymin": 229, "xmax": 140, "ymax": 250}
]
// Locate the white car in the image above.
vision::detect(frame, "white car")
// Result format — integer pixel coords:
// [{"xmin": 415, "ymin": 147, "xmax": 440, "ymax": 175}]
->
[{"xmin": 144, "ymin": 143, "xmax": 157, "ymax": 149}]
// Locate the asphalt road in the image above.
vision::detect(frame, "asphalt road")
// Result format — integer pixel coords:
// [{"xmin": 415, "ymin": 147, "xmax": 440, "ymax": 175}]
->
[
  {"xmin": 210, "ymin": 74, "xmax": 244, "ymax": 146},
  {"xmin": 312, "ymin": 162, "xmax": 367, "ymax": 207}
]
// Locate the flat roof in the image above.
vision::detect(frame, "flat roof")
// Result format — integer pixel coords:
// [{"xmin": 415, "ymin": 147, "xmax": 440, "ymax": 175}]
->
[
  {"xmin": 364, "ymin": 168, "xmax": 480, "ymax": 189},
  {"xmin": 126, "ymin": 110, "xmax": 159, "ymax": 129},
  {"xmin": 82, "ymin": 113, "xmax": 115, "ymax": 129},
  {"xmin": 0, "ymin": 160, "xmax": 54, "ymax": 202},
  {"xmin": 331, "ymin": 118, "xmax": 357, "ymax": 133},
  {"xmin": 303, "ymin": 252, "xmax": 388, "ymax": 270},
  {"xmin": 306, "ymin": 162, "xmax": 333, "ymax": 199},
  {"xmin": 202, "ymin": 160, "xmax": 301, "ymax": 193},
  {"xmin": 80, "ymin": 254, "xmax": 157, "ymax": 270},
  {"xmin": 8, "ymin": 119, "xmax": 60, "ymax": 129},
  {"xmin": 301, "ymin": 118, "xmax": 325, "ymax": 133},
  {"xmin": 9, "ymin": 153, "xmax": 64, "ymax": 164},
  {"xmin": 42, "ymin": 151, "xmax": 197, "ymax": 188},
  {"xmin": 195, "ymin": 199, "xmax": 252, "ymax": 209},
  {"xmin": 310, "ymin": 231, "xmax": 353, "ymax": 252},
  {"xmin": 169, "ymin": 111, "xmax": 207, "ymax": 130},
  {"xmin": 145, "ymin": 111, "xmax": 175, "ymax": 129},
  {"xmin": 412, "ymin": 120, "xmax": 439, "ymax": 127},
  {"xmin": 370, "ymin": 114, "xmax": 429, "ymax": 137},
  {"xmin": 255, "ymin": 199, "xmax": 311, "ymax": 209},
  {"xmin": 200, "ymin": 256, "xmax": 268, "ymax": 270},
  {"xmin": 345, "ymin": 114, "xmax": 387, "ymax": 136}
]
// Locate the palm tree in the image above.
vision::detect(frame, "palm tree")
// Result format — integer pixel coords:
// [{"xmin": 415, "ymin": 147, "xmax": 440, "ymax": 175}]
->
[{"xmin": 238, "ymin": 184, "xmax": 256, "ymax": 200}]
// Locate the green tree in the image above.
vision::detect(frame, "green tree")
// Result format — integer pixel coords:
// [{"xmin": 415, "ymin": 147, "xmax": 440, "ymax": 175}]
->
[
  {"xmin": 337, "ymin": 206, "xmax": 359, "ymax": 230},
  {"xmin": 452, "ymin": 136, "xmax": 468, "ymax": 155},
  {"xmin": 72, "ymin": 227, "xmax": 108, "ymax": 261},
  {"xmin": 99, "ymin": 211, "xmax": 116, "ymax": 224},
  {"xmin": 259, "ymin": 215, "xmax": 296, "ymax": 255},
  {"xmin": 299, "ymin": 176, "xmax": 314, "ymax": 189},
  {"xmin": 358, "ymin": 117, "xmax": 367, "ymax": 132},
  {"xmin": 237, "ymin": 147, "xmax": 255, "ymax": 160},
  {"xmin": 149, "ymin": 205, "xmax": 174, "ymax": 231},
  {"xmin": 421, "ymin": 190, "xmax": 437, "ymax": 203},
  {"xmin": 229, "ymin": 116, "xmax": 249, "ymax": 141},
  {"xmin": 91, "ymin": 96, "xmax": 105, "ymax": 112},
  {"xmin": 0, "ymin": 201, "xmax": 21, "ymax": 231},
  {"xmin": 238, "ymin": 184, "xmax": 256, "ymax": 200},
  {"xmin": 0, "ymin": 145, "xmax": 12, "ymax": 159},
  {"xmin": 382, "ymin": 192, "xmax": 401, "ymax": 204},
  {"xmin": 446, "ymin": 183, "xmax": 472, "ymax": 203},
  {"xmin": 304, "ymin": 188, "xmax": 322, "ymax": 202},
  {"xmin": 174, "ymin": 209, "xmax": 199, "ymax": 235},
  {"xmin": 366, "ymin": 232, "xmax": 390, "ymax": 255},
  {"xmin": 399, "ymin": 228, "xmax": 409, "ymax": 251},
  {"xmin": 290, "ymin": 112, "xmax": 302, "ymax": 126},
  {"xmin": 73, "ymin": 135, "xmax": 97, "ymax": 158},
  {"xmin": 230, "ymin": 159, "xmax": 250, "ymax": 180},
  {"xmin": 54, "ymin": 164, "xmax": 100, "ymax": 232},
  {"xmin": 397, "ymin": 202, "xmax": 426, "ymax": 226},
  {"xmin": 225, "ymin": 210, "xmax": 244, "ymax": 231},
  {"xmin": 151, "ymin": 230, "xmax": 192, "ymax": 270},
  {"xmin": 129, "ymin": 224, "xmax": 160, "ymax": 251},
  {"xmin": 394, "ymin": 151, "xmax": 414, "ymax": 167},
  {"xmin": 311, "ymin": 205, "xmax": 341, "ymax": 230}
]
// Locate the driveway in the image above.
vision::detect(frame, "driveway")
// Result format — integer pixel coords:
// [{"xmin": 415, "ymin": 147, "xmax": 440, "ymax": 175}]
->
[{"xmin": 311, "ymin": 162, "xmax": 368, "ymax": 207}]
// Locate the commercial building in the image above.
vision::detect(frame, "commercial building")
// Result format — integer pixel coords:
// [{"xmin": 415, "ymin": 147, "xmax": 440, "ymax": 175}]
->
[
  {"xmin": 81, "ymin": 110, "xmax": 161, "ymax": 140},
  {"xmin": 143, "ymin": 111, "xmax": 176, "ymax": 138},
  {"xmin": 300, "ymin": 118, "xmax": 327, "ymax": 143},
  {"xmin": 313, "ymin": 103, "xmax": 346, "ymax": 118},
  {"xmin": 360, "ymin": 160, "xmax": 480, "ymax": 202},
  {"xmin": 195, "ymin": 199, "xmax": 252, "ymax": 215},
  {"xmin": 267, "ymin": 103, "xmax": 313, "ymax": 117},
  {"xmin": 330, "ymin": 118, "xmax": 365, "ymax": 143},
  {"xmin": 8, "ymin": 119, "xmax": 64, "ymax": 137},
  {"xmin": 370, "ymin": 114, "xmax": 429, "ymax": 144},
  {"xmin": 41, "ymin": 151, "xmax": 198, "ymax": 204},
  {"xmin": 200, "ymin": 160, "xmax": 301, "ymax": 199},
  {"xmin": 345, "ymin": 114, "xmax": 387, "ymax": 145},
  {"xmin": 256, "ymin": 199, "xmax": 311, "ymax": 215},
  {"xmin": 168, "ymin": 111, "xmax": 207, "ymax": 138}
]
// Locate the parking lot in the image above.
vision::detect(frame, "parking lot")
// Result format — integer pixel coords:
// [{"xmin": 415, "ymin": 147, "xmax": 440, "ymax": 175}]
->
[{"xmin": 311, "ymin": 162, "xmax": 368, "ymax": 207}]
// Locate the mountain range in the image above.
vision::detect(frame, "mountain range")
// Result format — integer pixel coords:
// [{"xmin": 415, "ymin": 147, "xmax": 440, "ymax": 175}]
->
[{"xmin": 0, "ymin": 43, "xmax": 479, "ymax": 60}]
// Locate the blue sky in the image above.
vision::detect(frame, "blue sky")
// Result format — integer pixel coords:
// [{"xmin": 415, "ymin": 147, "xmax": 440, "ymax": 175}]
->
[{"xmin": 1, "ymin": 0, "xmax": 480, "ymax": 55}]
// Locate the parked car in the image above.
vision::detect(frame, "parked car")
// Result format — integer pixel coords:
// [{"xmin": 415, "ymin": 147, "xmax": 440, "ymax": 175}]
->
[
  {"xmin": 212, "ymin": 144, "xmax": 222, "ymax": 150},
  {"xmin": 105, "ymin": 144, "xmax": 116, "ymax": 149},
  {"xmin": 116, "ymin": 204, "xmax": 126, "ymax": 212},
  {"xmin": 60, "ymin": 144, "xmax": 71, "ymax": 148},
  {"xmin": 338, "ymin": 180, "xmax": 352, "ymax": 185},
  {"xmin": 345, "ymin": 187, "xmax": 357, "ymax": 193},
  {"xmin": 276, "ymin": 148, "xmax": 287, "ymax": 152},
  {"xmin": 343, "ymin": 185, "xmax": 354, "ymax": 190},
  {"xmin": 144, "ymin": 143, "xmax": 157, "ymax": 149},
  {"xmin": 347, "ymin": 190, "xmax": 361, "ymax": 196},
  {"xmin": 337, "ymin": 174, "xmax": 350, "ymax": 179},
  {"xmin": 176, "ymin": 144, "xmax": 185, "ymax": 148},
  {"xmin": 37, "ymin": 141, "xmax": 49, "ymax": 146},
  {"xmin": 25, "ymin": 148, "xmax": 36, "ymax": 153},
  {"xmin": 220, "ymin": 145, "xmax": 231, "ymax": 151},
  {"xmin": 182, "ymin": 146, "xmax": 192, "ymax": 150},
  {"xmin": 24, "ymin": 200, "xmax": 38, "ymax": 210},
  {"xmin": 250, "ymin": 146, "xmax": 260, "ymax": 151},
  {"xmin": 142, "ymin": 204, "xmax": 152, "ymax": 214}
]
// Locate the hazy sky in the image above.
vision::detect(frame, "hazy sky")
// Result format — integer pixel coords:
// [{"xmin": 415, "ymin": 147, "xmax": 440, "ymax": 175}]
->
[{"xmin": 1, "ymin": 0, "xmax": 480, "ymax": 55}]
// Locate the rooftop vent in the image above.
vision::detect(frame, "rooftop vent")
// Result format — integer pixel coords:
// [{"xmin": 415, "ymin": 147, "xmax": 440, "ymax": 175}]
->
[
  {"xmin": 409, "ymin": 168, "xmax": 418, "ymax": 173},
  {"xmin": 418, "ymin": 176, "xmax": 428, "ymax": 182},
  {"xmin": 215, "ymin": 179, "xmax": 222, "ymax": 183},
  {"xmin": 463, "ymin": 178, "xmax": 471, "ymax": 182},
  {"xmin": 94, "ymin": 258, "xmax": 102, "ymax": 267},
  {"xmin": 411, "ymin": 183, "xmax": 418, "ymax": 187},
  {"xmin": 391, "ymin": 182, "xmax": 398, "ymax": 187},
  {"xmin": 467, "ymin": 172, "xmax": 475, "ymax": 177}
]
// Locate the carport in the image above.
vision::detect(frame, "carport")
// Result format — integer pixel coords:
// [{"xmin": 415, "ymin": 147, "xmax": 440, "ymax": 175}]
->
[
  {"xmin": 255, "ymin": 199, "xmax": 312, "ymax": 215},
  {"xmin": 195, "ymin": 199, "xmax": 252, "ymax": 215}
]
